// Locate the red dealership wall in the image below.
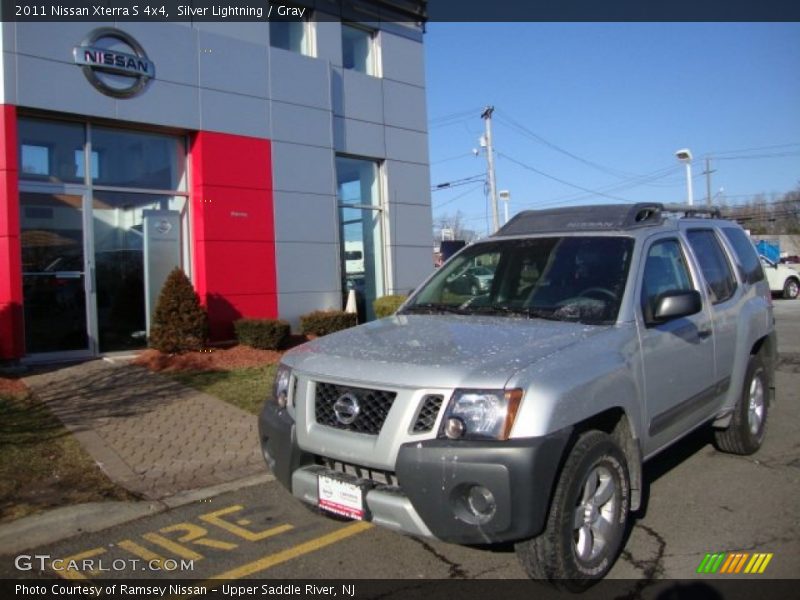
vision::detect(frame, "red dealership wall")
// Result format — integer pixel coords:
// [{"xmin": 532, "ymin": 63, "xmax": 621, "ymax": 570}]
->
[
  {"xmin": 0, "ymin": 105, "xmax": 22, "ymax": 360},
  {"xmin": 189, "ymin": 131, "xmax": 278, "ymax": 341},
  {"xmin": 0, "ymin": 123, "xmax": 275, "ymax": 359}
]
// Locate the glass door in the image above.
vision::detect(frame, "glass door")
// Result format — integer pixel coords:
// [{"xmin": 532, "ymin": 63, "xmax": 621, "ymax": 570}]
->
[{"xmin": 19, "ymin": 190, "xmax": 91, "ymax": 355}]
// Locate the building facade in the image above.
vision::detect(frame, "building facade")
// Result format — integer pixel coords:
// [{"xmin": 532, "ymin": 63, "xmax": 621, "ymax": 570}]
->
[{"xmin": 0, "ymin": 5, "xmax": 433, "ymax": 361}]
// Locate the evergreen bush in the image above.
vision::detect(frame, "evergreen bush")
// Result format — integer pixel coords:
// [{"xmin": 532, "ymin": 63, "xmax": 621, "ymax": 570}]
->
[
  {"xmin": 234, "ymin": 318, "xmax": 290, "ymax": 350},
  {"xmin": 299, "ymin": 310, "xmax": 357, "ymax": 337},
  {"xmin": 373, "ymin": 295, "xmax": 407, "ymax": 318},
  {"xmin": 149, "ymin": 268, "xmax": 208, "ymax": 353}
]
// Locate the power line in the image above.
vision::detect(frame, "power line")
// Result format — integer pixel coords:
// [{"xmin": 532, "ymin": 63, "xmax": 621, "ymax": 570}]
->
[
  {"xmin": 709, "ymin": 142, "xmax": 800, "ymax": 156},
  {"xmin": 432, "ymin": 182, "xmax": 485, "ymax": 210},
  {"xmin": 430, "ymin": 152, "xmax": 475, "ymax": 165},
  {"xmin": 431, "ymin": 173, "xmax": 485, "ymax": 191},
  {"xmin": 494, "ymin": 110, "xmax": 640, "ymax": 180},
  {"xmin": 496, "ymin": 151, "xmax": 639, "ymax": 203}
]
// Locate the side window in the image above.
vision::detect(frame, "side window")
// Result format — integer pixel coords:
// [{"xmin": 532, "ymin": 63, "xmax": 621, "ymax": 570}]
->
[
  {"xmin": 686, "ymin": 229, "xmax": 737, "ymax": 304},
  {"xmin": 641, "ymin": 239, "xmax": 694, "ymax": 322},
  {"xmin": 721, "ymin": 226, "xmax": 765, "ymax": 284}
]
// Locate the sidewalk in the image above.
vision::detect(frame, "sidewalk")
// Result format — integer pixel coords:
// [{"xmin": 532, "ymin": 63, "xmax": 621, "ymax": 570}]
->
[{"xmin": 23, "ymin": 359, "xmax": 266, "ymax": 501}]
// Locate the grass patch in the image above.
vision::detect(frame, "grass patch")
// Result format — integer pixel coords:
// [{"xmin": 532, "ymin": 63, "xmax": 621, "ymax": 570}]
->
[
  {"xmin": 0, "ymin": 391, "xmax": 137, "ymax": 524},
  {"xmin": 168, "ymin": 364, "xmax": 276, "ymax": 415}
]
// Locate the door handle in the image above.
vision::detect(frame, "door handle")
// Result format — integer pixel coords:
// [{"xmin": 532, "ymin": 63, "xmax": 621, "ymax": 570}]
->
[{"xmin": 698, "ymin": 327, "xmax": 713, "ymax": 340}]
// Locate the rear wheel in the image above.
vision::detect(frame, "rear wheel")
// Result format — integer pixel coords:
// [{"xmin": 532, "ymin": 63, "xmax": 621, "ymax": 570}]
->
[
  {"xmin": 515, "ymin": 430, "xmax": 630, "ymax": 590},
  {"xmin": 714, "ymin": 353, "xmax": 769, "ymax": 455},
  {"xmin": 783, "ymin": 277, "xmax": 799, "ymax": 299}
]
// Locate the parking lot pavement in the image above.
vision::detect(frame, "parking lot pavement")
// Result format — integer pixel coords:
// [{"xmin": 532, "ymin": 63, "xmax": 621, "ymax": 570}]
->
[{"xmin": 2, "ymin": 301, "xmax": 798, "ymax": 587}]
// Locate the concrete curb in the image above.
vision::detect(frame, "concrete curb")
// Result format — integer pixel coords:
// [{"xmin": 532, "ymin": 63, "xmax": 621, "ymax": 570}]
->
[{"xmin": 0, "ymin": 472, "xmax": 274, "ymax": 556}]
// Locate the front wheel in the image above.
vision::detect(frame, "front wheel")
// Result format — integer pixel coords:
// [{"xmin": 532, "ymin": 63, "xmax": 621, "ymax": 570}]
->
[
  {"xmin": 515, "ymin": 430, "xmax": 630, "ymax": 590},
  {"xmin": 714, "ymin": 353, "xmax": 769, "ymax": 455},
  {"xmin": 783, "ymin": 277, "xmax": 799, "ymax": 299}
]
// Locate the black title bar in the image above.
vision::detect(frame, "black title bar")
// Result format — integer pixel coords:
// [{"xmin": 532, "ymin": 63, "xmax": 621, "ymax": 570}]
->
[{"xmin": 1, "ymin": 0, "xmax": 799, "ymax": 22}]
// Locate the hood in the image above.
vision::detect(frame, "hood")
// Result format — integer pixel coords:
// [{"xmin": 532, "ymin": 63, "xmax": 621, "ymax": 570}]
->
[{"xmin": 283, "ymin": 314, "xmax": 608, "ymax": 389}]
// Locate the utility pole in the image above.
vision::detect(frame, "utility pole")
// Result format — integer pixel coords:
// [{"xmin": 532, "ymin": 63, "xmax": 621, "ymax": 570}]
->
[
  {"xmin": 703, "ymin": 157, "xmax": 716, "ymax": 207},
  {"xmin": 481, "ymin": 106, "xmax": 499, "ymax": 232}
]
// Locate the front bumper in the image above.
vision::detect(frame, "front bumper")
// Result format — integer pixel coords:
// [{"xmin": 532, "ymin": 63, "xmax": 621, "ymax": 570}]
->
[{"xmin": 258, "ymin": 402, "xmax": 571, "ymax": 544}]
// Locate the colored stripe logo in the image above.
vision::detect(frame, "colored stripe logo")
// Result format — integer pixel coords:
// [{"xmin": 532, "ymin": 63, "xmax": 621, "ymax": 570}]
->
[{"xmin": 697, "ymin": 552, "xmax": 773, "ymax": 574}]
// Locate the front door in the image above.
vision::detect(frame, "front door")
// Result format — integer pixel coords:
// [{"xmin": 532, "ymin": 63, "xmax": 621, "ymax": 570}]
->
[{"xmin": 20, "ymin": 189, "xmax": 92, "ymax": 356}]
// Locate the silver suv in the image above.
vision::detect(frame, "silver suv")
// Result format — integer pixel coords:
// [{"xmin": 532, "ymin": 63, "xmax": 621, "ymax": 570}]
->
[{"xmin": 259, "ymin": 203, "xmax": 776, "ymax": 589}]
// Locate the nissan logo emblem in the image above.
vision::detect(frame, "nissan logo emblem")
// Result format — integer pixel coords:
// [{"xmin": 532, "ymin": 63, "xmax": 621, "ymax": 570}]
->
[
  {"xmin": 73, "ymin": 28, "xmax": 155, "ymax": 98},
  {"xmin": 333, "ymin": 393, "xmax": 360, "ymax": 426}
]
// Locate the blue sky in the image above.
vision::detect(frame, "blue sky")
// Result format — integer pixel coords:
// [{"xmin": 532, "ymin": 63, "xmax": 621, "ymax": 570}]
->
[{"xmin": 424, "ymin": 23, "xmax": 800, "ymax": 236}]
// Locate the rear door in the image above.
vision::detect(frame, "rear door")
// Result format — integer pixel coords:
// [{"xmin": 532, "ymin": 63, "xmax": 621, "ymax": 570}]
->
[
  {"xmin": 637, "ymin": 235, "xmax": 716, "ymax": 456},
  {"xmin": 683, "ymin": 227, "xmax": 740, "ymax": 400}
]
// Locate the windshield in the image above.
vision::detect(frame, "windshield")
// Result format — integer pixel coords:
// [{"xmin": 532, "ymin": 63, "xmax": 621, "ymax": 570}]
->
[{"xmin": 404, "ymin": 236, "xmax": 634, "ymax": 325}]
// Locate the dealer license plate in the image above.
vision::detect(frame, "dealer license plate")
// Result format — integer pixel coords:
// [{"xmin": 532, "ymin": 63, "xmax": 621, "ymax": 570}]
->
[{"xmin": 317, "ymin": 474, "xmax": 365, "ymax": 520}]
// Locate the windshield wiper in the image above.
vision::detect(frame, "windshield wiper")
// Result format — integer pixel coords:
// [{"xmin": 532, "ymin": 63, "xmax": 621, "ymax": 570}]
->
[
  {"xmin": 402, "ymin": 303, "xmax": 469, "ymax": 315},
  {"xmin": 466, "ymin": 304, "xmax": 561, "ymax": 321}
]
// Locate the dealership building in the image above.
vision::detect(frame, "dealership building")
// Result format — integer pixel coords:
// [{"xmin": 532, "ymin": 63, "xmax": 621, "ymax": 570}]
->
[{"xmin": 0, "ymin": 2, "xmax": 433, "ymax": 362}]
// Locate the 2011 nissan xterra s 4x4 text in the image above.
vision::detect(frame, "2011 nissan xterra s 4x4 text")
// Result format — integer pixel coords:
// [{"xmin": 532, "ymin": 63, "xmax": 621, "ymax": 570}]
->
[{"xmin": 259, "ymin": 203, "xmax": 776, "ymax": 589}]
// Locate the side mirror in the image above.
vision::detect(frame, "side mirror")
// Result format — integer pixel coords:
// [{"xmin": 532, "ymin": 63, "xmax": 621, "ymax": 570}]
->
[{"xmin": 651, "ymin": 290, "xmax": 702, "ymax": 324}]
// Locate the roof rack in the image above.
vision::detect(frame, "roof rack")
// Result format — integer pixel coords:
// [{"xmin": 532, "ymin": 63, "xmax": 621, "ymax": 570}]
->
[
  {"xmin": 494, "ymin": 202, "xmax": 722, "ymax": 237},
  {"xmin": 661, "ymin": 204, "xmax": 722, "ymax": 218}
]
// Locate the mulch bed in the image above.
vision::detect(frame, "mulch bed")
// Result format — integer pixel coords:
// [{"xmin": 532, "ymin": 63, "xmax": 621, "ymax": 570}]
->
[
  {"xmin": 0, "ymin": 377, "xmax": 26, "ymax": 396},
  {"xmin": 133, "ymin": 335, "xmax": 310, "ymax": 372}
]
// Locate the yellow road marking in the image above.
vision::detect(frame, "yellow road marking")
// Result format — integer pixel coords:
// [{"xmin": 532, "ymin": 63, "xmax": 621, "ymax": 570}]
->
[
  {"xmin": 55, "ymin": 548, "xmax": 106, "ymax": 581},
  {"xmin": 159, "ymin": 522, "xmax": 239, "ymax": 550},
  {"xmin": 208, "ymin": 521, "xmax": 372, "ymax": 580},
  {"xmin": 143, "ymin": 533, "xmax": 205, "ymax": 561},
  {"xmin": 117, "ymin": 539, "xmax": 169, "ymax": 568},
  {"xmin": 199, "ymin": 505, "xmax": 294, "ymax": 541}
]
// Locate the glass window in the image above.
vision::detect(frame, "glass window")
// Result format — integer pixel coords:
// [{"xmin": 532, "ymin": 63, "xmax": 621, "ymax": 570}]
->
[
  {"xmin": 721, "ymin": 227, "xmax": 765, "ymax": 285},
  {"xmin": 686, "ymin": 229, "xmax": 737, "ymax": 304},
  {"xmin": 270, "ymin": 16, "xmax": 311, "ymax": 55},
  {"xmin": 640, "ymin": 239, "xmax": 694, "ymax": 323},
  {"xmin": 75, "ymin": 149, "xmax": 100, "ymax": 180},
  {"xmin": 18, "ymin": 118, "xmax": 84, "ymax": 183},
  {"xmin": 406, "ymin": 236, "xmax": 634, "ymax": 325},
  {"xmin": 91, "ymin": 127, "xmax": 186, "ymax": 190},
  {"xmin": 342, "ymin": 23, "xmax": 376, "ymax": 76},
  {"xmin": 336, "ymin": 156, "xmax": 384, "ymax": 321}
]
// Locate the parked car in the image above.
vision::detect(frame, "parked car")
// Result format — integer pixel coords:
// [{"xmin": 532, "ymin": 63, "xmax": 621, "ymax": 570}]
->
[
  {"xmin": 760, "ymin": 255, "xmax": 800, "ymax": 299},
  {"xmin": 259, "ymin": 203, "xmax": 776, "ymax": 589},
  {"xmin": 444, "ymin": 264, "xmax": 495, "ymax": 295}
]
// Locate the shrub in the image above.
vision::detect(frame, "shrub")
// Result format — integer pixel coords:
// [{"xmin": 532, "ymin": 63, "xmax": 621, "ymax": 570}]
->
[
  {"xmin": 373, "ymin": 295, "xmax": 407, "ymax": 318},
  {"xmin": 149, "ymin": 268, "xmax": 208, "ymax": 353},
  {"xmin": 234, "ymin": 318, "xmax": 290, "ymax": 350},
  {"xmin": 300, "ymin": 310, "xmax": 357, "ymax": 337}
]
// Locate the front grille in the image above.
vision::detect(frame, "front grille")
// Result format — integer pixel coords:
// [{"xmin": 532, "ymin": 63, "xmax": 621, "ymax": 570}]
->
[
  {"xmin": 314, "ymin": 456, "xmax": 397, "ymax": 486},
  {"xmin": 412, "ymin": 394, "xmax": 444, "ymax": 432},
  {"xmin": 314, "ymin": 382, "xmax": 396, "ymax": 434}
]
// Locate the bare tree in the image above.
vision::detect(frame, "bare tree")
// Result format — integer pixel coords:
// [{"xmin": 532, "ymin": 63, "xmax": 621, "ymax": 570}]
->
[{"xmin": 434, "ymin": 210, "xmax": 479, "ymax": 242}]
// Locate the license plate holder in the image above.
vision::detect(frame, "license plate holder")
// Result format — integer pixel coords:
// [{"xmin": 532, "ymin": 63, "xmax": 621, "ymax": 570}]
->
[{"xmin": 317, "ymin": 473, "xmax": 370, "ymax": 520}]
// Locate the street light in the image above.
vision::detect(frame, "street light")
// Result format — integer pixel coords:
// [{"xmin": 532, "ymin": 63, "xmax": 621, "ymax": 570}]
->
[
  {"xmin": 498, "ymin": 190, "xmax": 511, "ymax": 225},
  {"xmin": 675, "ymin": 148, "xmax": 694, "ymax": 206}
]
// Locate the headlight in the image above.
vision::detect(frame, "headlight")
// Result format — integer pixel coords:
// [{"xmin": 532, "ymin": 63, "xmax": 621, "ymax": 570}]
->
[
  {"xmin": 272, "ymin": 364, "xmax": 292, "ymax": 409},
  {"xmin": 441, "ymin": 389, "xmax": 523, "ymax": 441}
]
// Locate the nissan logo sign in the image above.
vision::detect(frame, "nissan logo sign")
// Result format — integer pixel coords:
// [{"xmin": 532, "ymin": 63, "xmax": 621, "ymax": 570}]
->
[
  {"xmin": 333, "ymin": 393, "xmax": 360, "ymax": 426},
  {"xmin": 73, "ymin": 28, "xmax": 155, "ymax": 98}
]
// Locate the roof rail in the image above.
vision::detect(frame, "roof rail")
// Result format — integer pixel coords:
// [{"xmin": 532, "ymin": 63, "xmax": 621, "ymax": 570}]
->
[
  {"xmin": 661, "ymin": 204, "xmax": 722, "ymax": 218},
  {"xmin": 494, "ymin": 203, "xmax": 665, "ymax": 236}
]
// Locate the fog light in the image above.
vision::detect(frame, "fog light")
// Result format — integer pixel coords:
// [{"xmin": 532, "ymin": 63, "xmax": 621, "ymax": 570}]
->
[
  {"xmin": 444, "ymin": 417, "xmax": 465, "ymax": 439},
  {"xmin": 467, "ymin": 485, "xmax": 496, "ymax": 519},
  {"xmin": 276, "ymin": 392, "xmax": 288, "ymax": 409}
]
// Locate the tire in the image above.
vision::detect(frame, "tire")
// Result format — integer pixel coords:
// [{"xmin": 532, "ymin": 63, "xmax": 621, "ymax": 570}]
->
[
  {"xmin": 783, "ymin": 277, "xmax": 799, "ymax": 300},
  {"xmin": 515, "ymin": 431, "xmax": 630, "ymax": 591},
  {"xmin": 714, "ymin": 353, "xmax": 768, "ymax": 455}
]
